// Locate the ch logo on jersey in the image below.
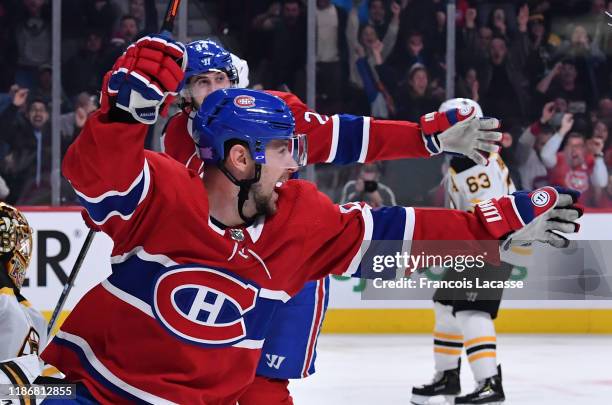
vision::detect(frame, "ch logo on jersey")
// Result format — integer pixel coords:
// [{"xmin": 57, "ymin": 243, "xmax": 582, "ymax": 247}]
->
[
  {"xmin": 153, "ymin": 266, "xmax": 258, "ymax": 346},
  {"xmin": 265, "ymin": 354, "xmax": 286, "ymax": 369}
]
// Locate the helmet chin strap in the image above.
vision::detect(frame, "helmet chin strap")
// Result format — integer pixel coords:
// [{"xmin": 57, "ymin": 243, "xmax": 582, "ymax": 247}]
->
[{"xmin": 218, "ymin": 162, "xmax": 262, "ymax": 224}]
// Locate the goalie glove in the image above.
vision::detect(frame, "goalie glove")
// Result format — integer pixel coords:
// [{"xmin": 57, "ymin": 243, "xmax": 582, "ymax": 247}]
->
[
  {"xmin": 474, "ymin": 186, "xmax": 583, "ymax": 253},
  {"xmin": 420, "ymin": 107, "xmax": 502, "ymax": 166},
  {"xmin": 105, "ymin": 35, "xmax": 187, "ymax": 124}
]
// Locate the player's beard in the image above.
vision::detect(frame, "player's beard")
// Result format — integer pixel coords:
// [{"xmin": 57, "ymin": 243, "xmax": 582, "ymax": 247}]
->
[{"xmin": 250, "ymin": 183, "xmax": 277, "ymax": 217}]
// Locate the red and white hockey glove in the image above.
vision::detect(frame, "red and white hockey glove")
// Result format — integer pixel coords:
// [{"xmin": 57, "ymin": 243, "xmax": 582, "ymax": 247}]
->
[
  {"xmin": 420, "ymin": 107, "xmax": 502, "ymax": 165},
  {"xmin": 104, "ymin": 35, "xmax": 187, "ymax": 124},
  {"xmin": 474, "ymin": 186, "xmax": 583, "ymax": 252}
]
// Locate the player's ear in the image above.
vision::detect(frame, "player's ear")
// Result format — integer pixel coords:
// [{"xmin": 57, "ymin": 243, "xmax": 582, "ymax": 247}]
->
[{"xmin": 226, "ymin": 143, "xmax": 253, "ymax": 175}]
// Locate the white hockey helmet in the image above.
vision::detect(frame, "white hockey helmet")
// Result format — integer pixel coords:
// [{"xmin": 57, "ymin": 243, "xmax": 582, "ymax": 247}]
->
[
  {"xmin": 439, "ymin": 98, "xmax": 483, "ymax": 118},
  {"xmin": 230, "ymin": 53, "xmax": 250, "ymax": 88}
]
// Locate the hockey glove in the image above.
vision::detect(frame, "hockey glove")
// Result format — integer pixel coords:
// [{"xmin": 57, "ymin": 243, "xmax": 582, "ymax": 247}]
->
[
  {"xmin": 420, "ymin": 107, "xmax": 502, "ymax": 166},
  {"xmin": 474, "ymin": 186, "xmax": 583, "ymax": 253},
  {"xmin": 105, "ymin": 35, "xmax": 187, "ymax": 124}
]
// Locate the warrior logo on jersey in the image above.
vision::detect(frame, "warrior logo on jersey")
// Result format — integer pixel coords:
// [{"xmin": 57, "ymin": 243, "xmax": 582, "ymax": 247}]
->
[{"xmin": 153, "ymin": 266, "xmax": 258, "ymax": 346}]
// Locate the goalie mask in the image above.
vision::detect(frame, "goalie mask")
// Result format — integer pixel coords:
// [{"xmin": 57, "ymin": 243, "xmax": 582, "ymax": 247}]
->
[{"xmin": 0, "ymin": 203, "xmax": 33, "ymax": 290}]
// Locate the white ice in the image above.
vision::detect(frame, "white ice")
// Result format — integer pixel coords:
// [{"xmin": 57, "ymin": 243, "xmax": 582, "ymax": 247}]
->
[{"xmin": 290, "ymin": 334, "xmax": 612, "ymax": 404}]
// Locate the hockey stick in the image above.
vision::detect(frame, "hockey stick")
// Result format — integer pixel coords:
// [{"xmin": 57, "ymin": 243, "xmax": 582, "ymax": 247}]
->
[
  {"xmin": 47, "ymin": 0, "xmax": 183, "ymax": 335},
  {"xmin": 47, "ymin": 227, "xmax": 96, "ymax": 335},
  {"xmin": 161, "ymin": 0, "xmax": 182, "ymax": 34}
]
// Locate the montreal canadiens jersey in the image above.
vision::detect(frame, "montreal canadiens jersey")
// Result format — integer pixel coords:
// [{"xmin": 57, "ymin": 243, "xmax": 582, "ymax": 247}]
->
[
  {"xmin": 42, "ymin": 110, "xmax": 502, "ymax": 404},
  {"xmin": 161, "ymin": 90, "xmax": 438, "ymax": 173},
  {"xmin": 445, "ymin": 153, "xmax": 515, "ymax": 212},
  {"xmin": 0, "ymin": 287, "xmax": 47, "ymax": 362}
]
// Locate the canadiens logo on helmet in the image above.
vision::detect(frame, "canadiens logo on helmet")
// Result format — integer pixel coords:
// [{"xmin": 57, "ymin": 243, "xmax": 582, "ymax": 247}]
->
[
  {"xmin": 153, "ymin": 266, "xmax": 258, "ymax": 346},
  {"xmin": 234, "ymin": 95, "xmax": 255, "ymax": 108}
]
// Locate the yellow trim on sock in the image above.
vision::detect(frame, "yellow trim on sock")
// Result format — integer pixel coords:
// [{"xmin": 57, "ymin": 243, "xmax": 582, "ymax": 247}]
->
[
  {"xmin": 464, "ymin": 336, "xmax": 497, "ymax": 347},
  {"xmin": 433, "ymin": 332, "xmax": 464, "ymax": 341},
  {"xmin": 434, "ymin": 347, "xmax": 462, "ymax": 356},
  {"xmin": 468, "ymin": 351, "xmax": 497, "ymax": 363}
]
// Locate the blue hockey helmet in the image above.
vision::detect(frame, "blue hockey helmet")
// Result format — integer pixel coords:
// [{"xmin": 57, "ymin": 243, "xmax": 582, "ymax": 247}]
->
[
  {"xmin": 193, "ymin": 88, "xmax": 307, "ymax": 167},
  {"xmin": 194, "ymin": 88, "xmax": 307, "ymax": 223},
  {"xmin": 180, "ymin": 39, "xmax": 238, "ymax": 91}
]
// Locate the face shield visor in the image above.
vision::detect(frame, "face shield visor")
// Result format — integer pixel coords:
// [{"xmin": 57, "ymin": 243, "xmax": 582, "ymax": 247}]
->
[
  {"xmin": 288, "ymin": 133, "xmax": 308, "ymax": 168},
  {"xmin": 248, "ymin": 133, "xmax": 308, "ymax": 170}
]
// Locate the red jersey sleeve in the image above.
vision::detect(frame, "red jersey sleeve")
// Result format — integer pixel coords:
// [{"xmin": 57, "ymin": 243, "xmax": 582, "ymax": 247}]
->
[
  {"xmin": 267, "ymin": 91, "xmax": 433, "ymax": 165},
  {"xmin": 288, "ymin": 182, "xmax": 499, "ymax": 284},
  {"xmin": 62, "ymin": 111, "xmax": 197, "ymax": 250}
]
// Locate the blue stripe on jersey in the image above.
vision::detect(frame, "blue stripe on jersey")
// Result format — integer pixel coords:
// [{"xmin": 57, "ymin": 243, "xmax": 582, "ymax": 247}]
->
[
  {"xmin": 371, "ymin": 206, "xmax": 407, "ymax": 240},
  {"xmin": 360, "ymin": 206, "xmax": 407, "ymax": 280},
  {"xmin": 109, "ymin": 255, "xmax": 165, "ymax": 304},
  {"xmin": 333, "ymin": 114, "xmax": 364, "ymax": 164},
  {"xmin": 255, "ymin": 277, "xmax": 330, "ymax": 379},
  {"xmin": 51, "ymin": 336, "xmax": 148, "ymax": 404},
  {"xmin": 77, "ymin": 166, "xmax": 148, "ymax": 224}
]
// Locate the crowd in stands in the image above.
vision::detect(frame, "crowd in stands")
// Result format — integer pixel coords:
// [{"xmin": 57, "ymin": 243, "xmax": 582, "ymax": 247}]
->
[{"xmin": 1, "ymin": 0, "xmax": 611, "ymax": 208}]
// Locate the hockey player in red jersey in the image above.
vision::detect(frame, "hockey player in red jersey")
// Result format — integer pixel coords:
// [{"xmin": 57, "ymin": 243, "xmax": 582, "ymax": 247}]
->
[
  {"xmin": 41, "ymin": 35, "xmax": 583, "ymax": 404},
  {"xmin": 162, "ymin": 39, "xmax": 506, "ymax": 405},
  {"xmin": 163, "ymin": 40, "xmax": 502, "ymax": 174}
]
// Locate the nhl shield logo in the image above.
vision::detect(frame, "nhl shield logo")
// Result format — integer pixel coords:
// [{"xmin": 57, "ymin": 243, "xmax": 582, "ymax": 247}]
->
[
  {"xmin": 153, "ymin": 266, "xmax": 258, "ymax": 346},
  {"xmin": 230, "ymin": 229, "xmax": 245, "ymax": 242}
]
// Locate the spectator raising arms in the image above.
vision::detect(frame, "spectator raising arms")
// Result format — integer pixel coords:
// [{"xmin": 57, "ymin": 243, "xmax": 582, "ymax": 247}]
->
[
  {"xmin": 0, "ymin": 87, "xmax": 51, "ymax": 205},
  {"xmin": 346, "ymin": 0, "xmax": 399, "ymax": 93},
  {"xmin": 541, "ymin": 113, "xmax": 608, "ymax": 205}
]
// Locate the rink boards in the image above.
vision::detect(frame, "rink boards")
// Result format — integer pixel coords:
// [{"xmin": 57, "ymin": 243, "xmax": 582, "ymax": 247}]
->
[{"xmin": 17, "ymin": 207, "xmax": 612, "ymax": 334}]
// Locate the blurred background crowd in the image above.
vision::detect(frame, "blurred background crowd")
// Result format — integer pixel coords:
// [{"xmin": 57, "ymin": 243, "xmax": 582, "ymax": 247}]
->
[{"xmin": 1, "ymin": 0, "xmax": 612, "ymax": 208}]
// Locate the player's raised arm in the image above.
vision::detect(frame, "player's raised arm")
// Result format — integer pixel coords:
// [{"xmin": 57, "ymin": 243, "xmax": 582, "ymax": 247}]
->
[
  {"xmin": 62, "ymin": 35, "xmax": 186, "ymax": 231},
  {"xmin": 268, "ymin": 91, "xmax": 502, "ymax": 166},
  {"xmin": 300, "ymin": 185, "xmax": 582, "ymax": 281}
]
